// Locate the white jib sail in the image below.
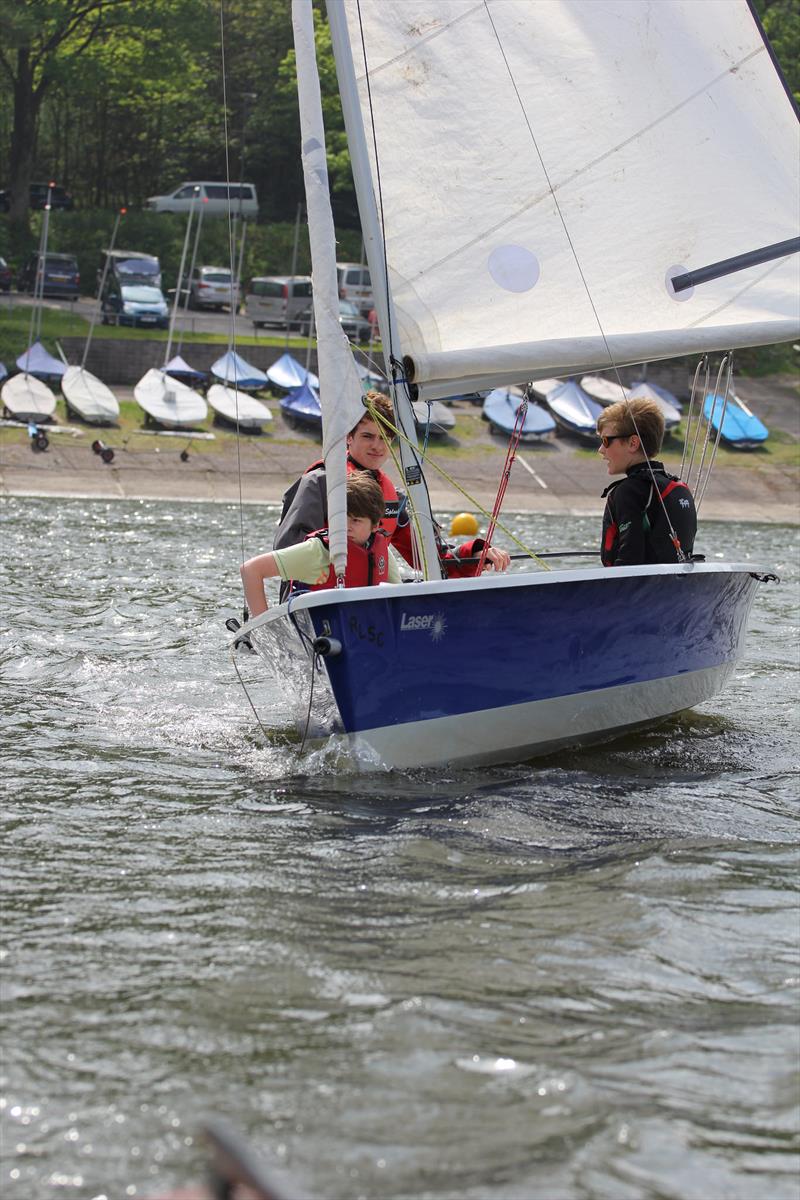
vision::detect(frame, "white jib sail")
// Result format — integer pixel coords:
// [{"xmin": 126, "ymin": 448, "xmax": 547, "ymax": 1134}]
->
[
  {"xmin": 333, "ymin": 0, "xmax": 800, "ymax": 399},
  {"xmin": 293, "ymin": 0, "xmax": 365, "ymax": 576}
]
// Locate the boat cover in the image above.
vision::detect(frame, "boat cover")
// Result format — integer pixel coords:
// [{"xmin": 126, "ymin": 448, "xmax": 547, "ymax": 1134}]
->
[
  {"xmin": 267, "ymin": 352, "xmax": 319, "ymax": 391},
  {"xmin": 206, "ymin": 383, "xmax": 272, "ymax": 428},
  {"xmin": 15, "ymin": 341, "xmax": 66, "ymax": 380},
  {"xmin": 545, "ymin": 380, "xmax": 603, "ymax": 435},
  {"xmin": 211, "ymin": 350, "xmax": 268, "ymax": 390},
  {"xmin": 279, "ymin": 381, "xmax": 322, "ymax": 426},
  {"xmin": 165, "ymin": 355, "xmax": 206, "ymax": 381},
  {"xmin": 704, "ymin": 393, "xmax": 768, "ymax": 446},
  {"xmin": 483, "ymin": 388, "xmax": 556, "ymax": 436}
]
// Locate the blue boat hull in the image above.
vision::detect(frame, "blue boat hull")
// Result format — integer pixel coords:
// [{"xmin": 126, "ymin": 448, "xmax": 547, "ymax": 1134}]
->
[{"xmin": 246, "ymin": 564, "xmax": 765, "ymax": 769}]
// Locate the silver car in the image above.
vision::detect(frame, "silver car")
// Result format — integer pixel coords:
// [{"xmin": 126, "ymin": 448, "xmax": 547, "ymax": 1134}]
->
[{"xmin": 185, "ymin": 266, "xmax": 239, "ymax": 310}]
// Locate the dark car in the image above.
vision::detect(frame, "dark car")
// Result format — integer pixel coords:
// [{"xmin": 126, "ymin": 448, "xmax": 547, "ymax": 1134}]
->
[
  {"xmin": 29, "ymin": 182, "xmax": 74, "ymax": 210},
  {"xmin": 17, "ymin": 252, "xmax": 80, "ymax": 299},
  {"xmin": 0, "ymin": 256, "xmax": 13, "ymax": 292},
  {"xmin": 0, "ymin": 183, "xmax": 74, "ymax": 212}
]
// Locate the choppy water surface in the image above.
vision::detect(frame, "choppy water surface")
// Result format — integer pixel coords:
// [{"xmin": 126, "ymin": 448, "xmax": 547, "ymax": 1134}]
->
[{"xmin": 2, "ymin": 496, "xmax": 798, "ymax": 1200}]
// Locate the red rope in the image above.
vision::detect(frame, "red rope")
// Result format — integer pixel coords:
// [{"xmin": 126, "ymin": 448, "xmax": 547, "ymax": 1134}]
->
[{"xmin": 477, "ymin": 393, "xmax": 528, "ymax": 573}]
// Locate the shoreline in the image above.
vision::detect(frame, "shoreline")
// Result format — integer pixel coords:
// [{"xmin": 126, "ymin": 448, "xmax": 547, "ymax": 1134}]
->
[
  {"xmin": 2, "ymin": 470, "xmax": 798, "ymax": 524},
  {"xmin": 2, "ymin": 377, "xmax": 798, "ymax": 525}
]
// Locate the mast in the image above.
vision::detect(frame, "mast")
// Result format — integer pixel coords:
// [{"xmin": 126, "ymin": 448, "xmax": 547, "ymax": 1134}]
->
[{"xmin": 325, "ymin": 0, "xmax": 442, "ymax": 579}]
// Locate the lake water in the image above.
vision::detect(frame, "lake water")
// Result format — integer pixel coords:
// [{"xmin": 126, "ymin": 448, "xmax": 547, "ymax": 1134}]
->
[{"xmin": 2, "ymin": 496, "xmax": 798, "ymax": 1200}]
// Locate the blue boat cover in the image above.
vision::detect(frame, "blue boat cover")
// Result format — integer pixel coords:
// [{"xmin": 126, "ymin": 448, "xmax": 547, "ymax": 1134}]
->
[
  {"xmin": 211, "ymin": 350, "xmax": 268, "ymax": 390},
  {"xmin": 483, "ymin": 388, "xmax": 556, "ymax": 436},
  {"xmin": 704, "ymin": 393, "xmax": 768, "ymax": 446},
  {"xmin": 279, "ymin": 381, "xmax": 322, "ymax": 426},
  {"xmin": 165, "ymin": 354, "xmax": 206, "ymax": 381},
  {"xmin": 15, "ymin": 340, "xmax": 66, "ymax": 380},
  {"xmin": 266, "ymin": 352, "xmax": 319, "ymax": 391}
]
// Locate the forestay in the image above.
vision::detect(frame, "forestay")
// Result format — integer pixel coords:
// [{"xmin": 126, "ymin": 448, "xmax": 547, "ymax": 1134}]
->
[{"xmin": 331, "ymin": 0, "xmax": 800, "ymax": 399}]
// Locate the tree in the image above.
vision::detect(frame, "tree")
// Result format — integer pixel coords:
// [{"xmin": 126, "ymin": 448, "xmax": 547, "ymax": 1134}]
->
[{"xmin": 0, "ymin": 1, "xmax": 139, "ymax": 227}]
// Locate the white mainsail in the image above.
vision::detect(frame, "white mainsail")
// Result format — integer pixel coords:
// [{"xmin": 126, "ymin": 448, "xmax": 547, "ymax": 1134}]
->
[
  {"xmin": 293, "ymin": 0, "xmax": 365, "ymax": 574},
  {"xmin": 330, "ymin": 0, "xmax": 800, "ymax": 399}
]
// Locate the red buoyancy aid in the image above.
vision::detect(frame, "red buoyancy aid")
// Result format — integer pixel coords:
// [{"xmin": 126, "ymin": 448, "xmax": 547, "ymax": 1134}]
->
[{"xmin": 303, "ymin": 528, "xmax": 392, "ymax": 591}]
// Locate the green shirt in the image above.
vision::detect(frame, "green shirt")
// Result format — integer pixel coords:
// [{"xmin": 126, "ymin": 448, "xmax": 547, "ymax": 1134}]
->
[{"xmin": 272, "ymin": 537, "xmax": 402, "ymax": 586}]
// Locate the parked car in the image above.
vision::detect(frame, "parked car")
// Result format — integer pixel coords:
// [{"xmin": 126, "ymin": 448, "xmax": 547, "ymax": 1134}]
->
[
  {"xmin": 336, "ymin": 262, "xmax": 373, "ymax": 315},
  {"xmin": 182, "ymin": 265, "xmax": 238, "ymax": 310},
  {"xmin": 99, "ymin": 249, "xmax": 162, "ymax": 292},
  {"xmin": 101, "ymin": 275, "xmax": 169, "ymax": 328},
  {"xmin": 30, "ymin": 182, "xmax": 74, "ymax": 210},
  {"xmin": 244, "ymin": 275, "xmax": 312, "ymax": 329},
  {"xmin": 17, "ymin": 252, "xmax": 80, "ymax": 298},
  {"xmin": 0, "ymin": 183, "xmax": 74, "ymax": 212},
  {"xmin": 145, "ymin": 181, "xmax": 258, "ymax": 219},
  {"xmin": 293, "ymin": 298, "xmax": 372, "ymax": 342},
  {"xmin": 0, "ymin": 256, "xmax": 13, "ymax": 292}
]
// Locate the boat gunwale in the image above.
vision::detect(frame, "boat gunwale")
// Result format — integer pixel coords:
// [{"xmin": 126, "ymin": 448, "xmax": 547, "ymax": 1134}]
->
[{"xmin": 238, "ymin": 559, "xmax": 775, "ymax": 639}]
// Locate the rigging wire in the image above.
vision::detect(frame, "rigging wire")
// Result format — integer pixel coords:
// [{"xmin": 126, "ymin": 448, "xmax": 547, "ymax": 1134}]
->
[
  {"xmin": 482, "ymin": 2, "xmax": 687, "ymax": 561},
  {"xmin": 695, "ymin": 354, "xmax": 734, "ymax": 512},
  {"xmin": 219, "ymin": 0, "xmax": 247, "ymax": 574}
]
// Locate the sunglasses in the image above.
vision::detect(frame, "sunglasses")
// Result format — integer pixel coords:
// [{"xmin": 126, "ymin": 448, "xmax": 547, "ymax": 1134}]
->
[{"xmin": 598, "ymin": 433, "xmax": 630, "ymax": 448}]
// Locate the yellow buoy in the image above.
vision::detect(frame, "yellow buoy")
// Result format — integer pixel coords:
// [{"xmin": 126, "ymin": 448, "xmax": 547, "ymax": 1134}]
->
[{"xmin": 450, "ymin": 512, "xmax": 479, "ymax": 536}]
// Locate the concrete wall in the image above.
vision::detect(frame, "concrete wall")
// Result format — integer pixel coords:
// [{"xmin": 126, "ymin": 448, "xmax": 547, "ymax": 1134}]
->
[
  {"xmin": 57, "ymin": 337, "xmax": 320, "ymax": 386},
  {"xmin": 57, "ymin": 335, "xmax": 692, "ymax": 398}
]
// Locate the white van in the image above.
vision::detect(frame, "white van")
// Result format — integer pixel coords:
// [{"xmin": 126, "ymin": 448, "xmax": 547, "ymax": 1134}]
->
[
  {"xmin": 245, "ymin": 275, "xmax": 313, "ymax": 328},
  {"xmin": 145, "ymin": 181, "xmax": 258, "ymax": 219},
  {"xmin": 336, "ymin": 262, "xmax": 373, "ymax": 315}
]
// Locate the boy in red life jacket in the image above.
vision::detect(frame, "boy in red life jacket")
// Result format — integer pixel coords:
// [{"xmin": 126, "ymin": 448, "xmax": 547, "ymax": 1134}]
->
[
  {"xmin": 274, "ymin": 390, "xmax": 510, "ymax": 578},
  {"xmin": 241, "ymin": 472, "xmax": 402, "ymax": 617},
  {"xmin": 598, "ymin": 397, "xmax": 697, "ymax": 566}
]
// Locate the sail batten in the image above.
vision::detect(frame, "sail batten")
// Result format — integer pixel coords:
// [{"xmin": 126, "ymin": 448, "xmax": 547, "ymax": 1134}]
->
[{"xmin": 334, "ymin": 0, "xmax": 799, "ymax": 396}]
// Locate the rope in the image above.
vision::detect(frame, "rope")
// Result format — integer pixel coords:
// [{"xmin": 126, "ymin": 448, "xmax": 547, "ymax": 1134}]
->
[
  {"xmin": 299, "ymin": 654, "xmax": 320, "ymax": 754},
  {"xmin": 362, "ymin": 391, "xmax": 550, "ymax": 569},
  {"xmin": 478, "ymin": 389, "xmax": 528, "ymax": 573},
  {"xmin": 229, "ymin": 645, "xmax": 271, "ymax": 743}
]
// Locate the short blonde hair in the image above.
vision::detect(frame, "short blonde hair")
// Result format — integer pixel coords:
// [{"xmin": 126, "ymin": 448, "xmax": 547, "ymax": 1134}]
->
[{"xmin": 597, "ymin": 397, "xmax": 665, "ymax": 457}]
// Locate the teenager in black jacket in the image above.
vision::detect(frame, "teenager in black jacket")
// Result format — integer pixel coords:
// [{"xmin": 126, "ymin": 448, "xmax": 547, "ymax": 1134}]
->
[{"xmin": 598, "ymin": 397, "xmax": 696, "ymax": 566}]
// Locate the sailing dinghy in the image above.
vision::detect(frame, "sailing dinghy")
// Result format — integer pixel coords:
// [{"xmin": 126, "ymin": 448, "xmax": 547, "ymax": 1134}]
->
[
  {"xmin": 543, "ymin": 380, "xmax": 603, "ymax": 441},
  {"xmin": 279, "ymin": 380, "xmax": 322, "ymax": 432},
  {"xmin": 233, "ymin": 0, "xmax": 796, "ymax": 770},
  {"xmin": 134, "ymin": 198, "xmax": 208, "ymax": 429},
  {"xmin": 266, "ymin": 352, "xmax": 319, "ymax": 392},
  {"xmin": 483, "ymin": 387, "xmax": 556, "ymax": 441},
  {"xmin": 207, "ymin": 384, "xmax": 272, "ymax": 431},
  {"xmin": 583, "ymin": 374, "xmax": 681, "ymax": 431},
  {"xmin": 412, "ymin": 399, "xmax": 455, "ymax": 437},
  {"xmin": 704, "ymin": 392, "xmax": 769, "ymax": 450},
  {"xmin": 1, "ymin": 372, "xmax": 57, "ymax": 421},
  {"xmin": 62, "ymin": 208, "xmax": 124, "ymax": 424},
  {"xmin": 61, "ymin": 367, "xmax": 120, "ymax": 425}
]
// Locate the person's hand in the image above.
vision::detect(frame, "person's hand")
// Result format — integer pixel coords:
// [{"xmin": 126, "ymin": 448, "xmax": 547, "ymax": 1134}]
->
[{"xmin": 483, "ymin": 546, "xmax": 510, "ymax": 572}]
